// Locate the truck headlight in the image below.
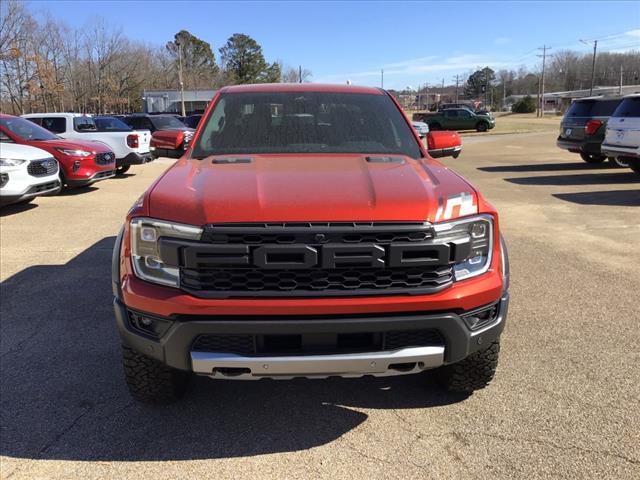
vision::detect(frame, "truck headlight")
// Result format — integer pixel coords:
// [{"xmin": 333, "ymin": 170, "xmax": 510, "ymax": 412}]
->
[
  {"xmin": 130, "ymin": 217, "xmax": 202, "ymax": 287},
  {"xmin": 434, "ymin": 214, "xmax": 494, "ymax": 281}
]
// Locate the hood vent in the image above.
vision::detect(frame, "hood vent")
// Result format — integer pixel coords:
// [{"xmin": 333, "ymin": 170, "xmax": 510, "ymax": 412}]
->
[
  {"xmin": 365, "ymin": 156, "xmax": 405, "ymax": 164},
  {"xmin": 212, "ymin": 157, "xmax": 253, "ymax": 164}
]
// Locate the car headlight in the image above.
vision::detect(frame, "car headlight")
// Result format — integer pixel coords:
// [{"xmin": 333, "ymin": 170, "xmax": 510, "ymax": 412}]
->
[
  {"xmin": 433, "ymin": 214, "xmax": 494, "ymax": 281},
  {"xmin": 0, "ymin": 158, "xmax": 27, "ymax": 167},
  {"xmin": 56, "ymin": 148, "xmax": 92, "ymax": 157},
  {"xmin": 130, "ymin": 217, "xmax": 202, "ymax": 287}
]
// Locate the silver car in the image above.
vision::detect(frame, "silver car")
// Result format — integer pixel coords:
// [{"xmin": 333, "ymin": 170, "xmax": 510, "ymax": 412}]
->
[{"xmin": 412, "ymin": 121, "xmax": 429, "ymax": 138}]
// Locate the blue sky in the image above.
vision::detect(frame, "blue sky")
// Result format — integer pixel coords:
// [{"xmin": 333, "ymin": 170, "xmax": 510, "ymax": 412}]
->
[{"xmin": 32, "ymin": 0, "xmax": 640, "ymax": 89}]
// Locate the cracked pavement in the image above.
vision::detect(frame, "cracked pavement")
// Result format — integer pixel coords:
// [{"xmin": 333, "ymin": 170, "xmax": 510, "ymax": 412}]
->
[{"xmin": 1, "ymin": 134, "xmax": 639, "ymax": 479}]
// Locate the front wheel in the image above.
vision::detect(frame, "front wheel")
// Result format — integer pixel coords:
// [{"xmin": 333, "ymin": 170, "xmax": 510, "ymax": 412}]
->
[
  {"xmin": 580, "ymin": 152, "xmax": 606, "ymax": 164},
  {"xmin": 476, "ymin": 122, "xmax": 489, "ymax": 132},
  {"xmin": 116, "ymin": 165, "xmax": 131, "ymax": 175},
  {"xmin": 122, "ymin": 346, "xmax": 191, "ymax": 404},
  {"xmin": 628, "ymin": 158, "xmax": 640, "ymax": 175},
  {"xmin": 437, "ymin": 341, "xmax": 500, "ymax": 393},
  {"xmin": 610, "ymin": 157, "xmax": 630, "ymax": 168}
]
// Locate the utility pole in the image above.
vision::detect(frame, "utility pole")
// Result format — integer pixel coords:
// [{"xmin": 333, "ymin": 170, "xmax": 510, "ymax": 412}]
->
[
  {"xmin": 299, "ymin": 65, "xmax": 302, "ymax": 83},
  {"xmin": 425, "ymin": 84, "xmax": 429, "ymax": 110},
  {"xmin": 580, "ymin": 39, "xmax": 598, "ymax": 95},
  {"xmin": 381, "ymin": 69, "xmax": 384, "ymax": 89},
  {"xmin": 537, "ymin": 45, "xmax": 551, "ymax": 117},
  {"xmin": 177, "ymin": 40, "xmax": 186, "ymax": 117},
  {"xmin": 454, "ymin": 74, "xmax": 459, "ymax": 102},
  {"xmin": 619, "ymin": 65, "xmax": 624, "ymax": 94}
]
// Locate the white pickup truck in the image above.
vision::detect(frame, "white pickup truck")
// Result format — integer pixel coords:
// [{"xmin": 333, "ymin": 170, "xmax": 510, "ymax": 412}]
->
[{"xmin": 22, "ymin": 113, "xmax": 152, "ymax": 175}]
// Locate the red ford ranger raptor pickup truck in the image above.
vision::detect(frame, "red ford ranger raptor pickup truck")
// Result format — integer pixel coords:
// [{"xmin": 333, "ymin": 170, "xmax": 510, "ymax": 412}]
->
[
  {"xmin": 1, "ymin": 114, "xmax": 116, "ymax": 187},
  {"xmin": 112, "ymin": 84, "xmax": 509, "ymax": 404}
]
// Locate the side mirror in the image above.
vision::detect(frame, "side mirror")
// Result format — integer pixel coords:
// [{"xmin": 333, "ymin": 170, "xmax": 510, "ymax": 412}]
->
[{"xmin": 427, "ymin": 131, "xmax": 462, "ymax": 159}]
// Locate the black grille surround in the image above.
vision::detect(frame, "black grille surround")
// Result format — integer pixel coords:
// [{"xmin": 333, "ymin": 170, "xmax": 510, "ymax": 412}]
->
[
  {"xmin": 163, "ymin": 222, "xmax": 471, "ymax": 298},
  {"xmin": 27, "ymin": 158, "xmax": 58, "ymax": 177},
  {"xmin": 192, "ymin": 329, "xmax": 444, "ymax": 356},
  {"xmin": 95, "ymin": 152, "xmax": 115, "ymax": 165}
]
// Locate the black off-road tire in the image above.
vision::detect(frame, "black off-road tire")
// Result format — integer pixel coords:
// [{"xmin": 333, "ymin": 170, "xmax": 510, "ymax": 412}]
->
[
  {"xmin": 580, "ymin": 152, "xmax": 606, "ymax": 164},
  {"xmin": 437, "ymin": 341, "xmax": 500, "ymax": 393},
  {"xmin": 476, "ymin": 122, "xmax": 489, "ymax": 132},
  {"xmin": 116, "ymin": 165, "xmax": 131, "ymax": 175},
  {"xmin": 122, "ymin": 345, "xmax": 191, "ymax": 404}
]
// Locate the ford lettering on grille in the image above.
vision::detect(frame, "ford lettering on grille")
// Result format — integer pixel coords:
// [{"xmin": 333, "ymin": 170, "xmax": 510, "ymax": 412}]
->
[{"xmin": 157, "ymin": 223, "xmax": 466, "ymax": 298}]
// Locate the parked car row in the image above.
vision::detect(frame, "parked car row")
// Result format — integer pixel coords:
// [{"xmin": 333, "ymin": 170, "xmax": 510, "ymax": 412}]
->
[
  {"xmin": 0, "ymin": 111, "xmax": 196, "ymax": 207},
  {"xmin": 557, "ymin": 93, "xmax": 640, "ymax": 175}
]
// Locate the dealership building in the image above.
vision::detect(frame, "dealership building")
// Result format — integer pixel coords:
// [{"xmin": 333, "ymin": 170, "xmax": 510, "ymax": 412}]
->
[{"xmin": 142, "ymin": 89, "xmax": 216, "ymax": 114}]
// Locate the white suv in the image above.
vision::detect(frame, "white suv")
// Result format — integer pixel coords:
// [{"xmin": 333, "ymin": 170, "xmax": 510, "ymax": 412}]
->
[
  {"xmin": 602, "ymin": 94, "xmax": 640, "ymax": 175},
  {"xmin": 0, "ymin": 143, "xmax": 61, "ymax": 206},
  {"xmin": 22, "ymin": 113, "xmax": 151, "ymax": 175}
]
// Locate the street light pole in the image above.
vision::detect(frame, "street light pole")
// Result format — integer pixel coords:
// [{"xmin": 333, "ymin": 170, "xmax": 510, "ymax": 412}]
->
[
  {"xmin": 177, "ymin": 40, "xmax": 186, "ymax": 117},
  {"xmin": 580, "ymin": 39, "xmax": 598, "ymax": 96}
]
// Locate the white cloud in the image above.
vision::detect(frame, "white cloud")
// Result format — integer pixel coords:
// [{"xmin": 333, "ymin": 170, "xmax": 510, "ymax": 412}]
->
[
  {"xmin": 625, "ymin": 29, "xmax": 640, "ymax": 37},
  {"xmin": 493, "ymin": 37, "xmax": 511, "ymax": 45}
]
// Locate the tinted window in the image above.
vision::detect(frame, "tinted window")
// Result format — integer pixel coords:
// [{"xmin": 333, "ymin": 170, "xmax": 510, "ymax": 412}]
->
[
  {"xmin": 184, "ymin": 115, "xmax": 202, "ymax": 129},
  {"xmin": 37, "ymin": 117, "xmax": 66, "ymax": 134},
  {"xmin": 591, "ymin": 99, "xmax": 622, "ymax": 116},
  {"xmin": 0, "ymin": 116, "xmax": 58, "ymax": 141},
  {"xmin": 192, "ymin": 92, "xmax": 422, "ymax": 158},
  {"xmin": 151, "ymin": 116, "xmax": 186, "ymax": 129},
  {"xmin": 73, "ymin": 116, "xmax": 97, "ymax": 132},
  {"xmin": 95, "ymin": 116, "xmax": 133, "ymax": 131},
  {"xmin": 565, "ymin": 101, "xmax": 596, "ymax": 117},
  {"xmin": 612, "ymin": 98, "xmax": 640, "ymax": 118}
]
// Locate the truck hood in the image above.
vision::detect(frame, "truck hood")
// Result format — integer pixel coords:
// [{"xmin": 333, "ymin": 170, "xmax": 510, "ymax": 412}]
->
[{"xmin": 147, "ymin": 154, "xmax": 478, "ymax": 225}]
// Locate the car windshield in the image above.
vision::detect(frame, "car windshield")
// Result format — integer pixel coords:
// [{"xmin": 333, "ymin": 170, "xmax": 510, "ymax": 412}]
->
[
  {"xmin": 151, "ymin": 116, "xmax": 186, "ymax": 129},
  {"xmin": 612, "ymin": 98, "xmax": 640, "ymax": 118},
  {"xmin": 1, "ymin": 116, "xmax": 58, "ymax": 141},
  {"xmin": 95, "ymin": 116, "xmax": 133, "ymax": 131},
  {"xmin": 192, "ymin": 91, "xmax": 422, "ymax": 158}
]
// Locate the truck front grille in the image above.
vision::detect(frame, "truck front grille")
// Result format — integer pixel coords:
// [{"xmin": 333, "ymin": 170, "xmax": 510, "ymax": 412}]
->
[
  {"xmin": 192, "ymin": 329, "xmax": 444, "ymax": 356},
  {"xmin": 170, "ymin": 222, "xmax": 460, "ymax": 298},
  {"xmin": 181, "ymin": 266, "xmax": 453, "ymax": 296},
  {"xmin": 27, "ymin": 158, "xmax": 58, "ymax": 177}
]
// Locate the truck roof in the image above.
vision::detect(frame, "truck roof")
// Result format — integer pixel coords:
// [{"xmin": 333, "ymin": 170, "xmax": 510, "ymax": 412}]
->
[{"xmin": 220, "ymin": 83, "xmax": 384, "ymax": 95}]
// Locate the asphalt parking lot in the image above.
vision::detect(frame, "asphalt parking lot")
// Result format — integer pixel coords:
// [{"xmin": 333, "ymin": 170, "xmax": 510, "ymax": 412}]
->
[{"xmin": 1, "ymin": 131, "xmax": 639, "ymax": 479}]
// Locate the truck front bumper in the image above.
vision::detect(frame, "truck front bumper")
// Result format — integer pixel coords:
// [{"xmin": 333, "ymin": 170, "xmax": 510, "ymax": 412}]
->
[{"xmin": 114, "ymin": 293, "xmax": 509, "ymax": 377}]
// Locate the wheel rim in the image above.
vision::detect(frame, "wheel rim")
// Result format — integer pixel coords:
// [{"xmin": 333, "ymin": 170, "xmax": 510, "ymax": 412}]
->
[{"xmin": 614, "ymin": 157, "xmax": 629, "ymax": 168}]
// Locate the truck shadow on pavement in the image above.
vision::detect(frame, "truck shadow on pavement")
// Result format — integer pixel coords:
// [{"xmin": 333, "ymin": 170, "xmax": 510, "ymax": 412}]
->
[
  {"xmin": 0, "ymin": 237, "xmax": 465, "ymax": 462},
  {"xmin": 552, "ymin": 190, "xmax": 640, "ymax": 207},
  {"xmin": 478, "ymin": 161, "xmax": 618, "ymax": 173},
  {"xmin": 503, "ymin": 171, "xmax": 639, "ymax": 186}
]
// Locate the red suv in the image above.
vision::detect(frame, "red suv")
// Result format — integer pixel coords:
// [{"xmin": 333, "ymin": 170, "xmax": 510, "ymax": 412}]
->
[
  {"xmin": 113, "ymin": 84, "xmax": 509, "ymax": 404},
  {"xmin": 0, "ymin": 114, "xmax": 116, "ymax": 187}
]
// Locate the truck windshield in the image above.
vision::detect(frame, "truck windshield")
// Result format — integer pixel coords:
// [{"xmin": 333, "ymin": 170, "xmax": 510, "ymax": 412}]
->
[
  {"xmin": 192, "ymin": 92, "xmax": 422, "ymax": 158},
  {"xmin": 1, "ymin": 117, "xmax": 58, "ymax": 141},
  {"xmin": 95, "ymin": 117, "xmax": 133, "ymax": 131}
]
